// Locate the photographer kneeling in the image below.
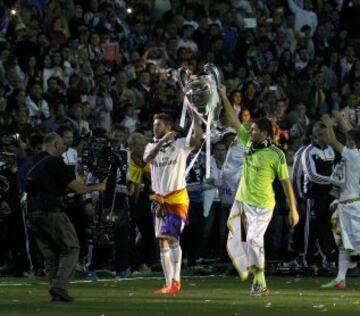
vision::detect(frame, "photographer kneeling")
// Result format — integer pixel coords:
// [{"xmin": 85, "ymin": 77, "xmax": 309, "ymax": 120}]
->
[{"xmin": 26, "ymin": 132, "xmax": 105, "ymax": 302}]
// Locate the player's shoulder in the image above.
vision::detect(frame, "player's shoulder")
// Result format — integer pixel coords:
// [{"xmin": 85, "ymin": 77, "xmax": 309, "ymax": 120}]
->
[
  {"xmin": 342, "ymin": 147, "xmax": 360, "ymax": 159},
  {"xmin": 267, "ymin": 144, "xmax": 286, "ymax": 164}
]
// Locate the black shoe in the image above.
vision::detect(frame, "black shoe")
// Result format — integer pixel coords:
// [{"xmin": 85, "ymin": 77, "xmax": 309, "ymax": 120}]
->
[{"xmin": 49, "ymin": 288, "xmax": 74, "ymax": 302}]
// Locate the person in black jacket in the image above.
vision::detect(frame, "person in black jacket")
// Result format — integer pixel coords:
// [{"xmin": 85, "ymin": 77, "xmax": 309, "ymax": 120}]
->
[
  {"xmin": 26, "ymin": 132, "xmax": 105, "ymax": 302},
  {"xmin": 301, "ymin": 122, "xmax": 337, "ymax": 268}
]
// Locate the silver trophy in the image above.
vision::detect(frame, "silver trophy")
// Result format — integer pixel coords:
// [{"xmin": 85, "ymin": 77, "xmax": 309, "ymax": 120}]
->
[
  {"xmin": 177, "ymin": 64, "xmax": 222, "ymax": 178},
  {"xmin": 177, "ymin": 63, "xmax": 221, "ymax": 124}
]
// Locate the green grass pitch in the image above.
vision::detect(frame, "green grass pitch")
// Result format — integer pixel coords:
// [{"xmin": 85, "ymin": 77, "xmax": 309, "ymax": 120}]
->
[{"xmin": 0, "ymin": 276, "xmax": 359, "ymax": 316}]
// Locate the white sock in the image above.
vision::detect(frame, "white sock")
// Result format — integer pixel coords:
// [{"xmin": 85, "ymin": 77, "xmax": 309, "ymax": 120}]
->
[
  {"xmin": 336, "ymin": 248, "xmax": 350, "ymax": 282},
  {"xmin": 160, "ymin": 248, "xmax": 173, "ymax": 288},
  {"xmin": 170, "ymin": 242, "xmax": 182, "ymax": 282}
]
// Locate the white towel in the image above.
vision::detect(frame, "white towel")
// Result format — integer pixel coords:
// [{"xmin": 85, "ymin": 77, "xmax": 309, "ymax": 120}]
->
[{"xmin": 226, "ymin": 201, "xmax": 249, "ymax": 280}]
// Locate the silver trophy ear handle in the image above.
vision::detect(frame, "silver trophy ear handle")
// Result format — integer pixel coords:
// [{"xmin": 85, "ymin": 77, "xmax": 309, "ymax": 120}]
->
[
  {"xmin": 177, "ymin": 67, "xmax": 191, "ymax": 91},
  {"xmin": 204, "ymin": 63, "xmax": 221, "ymax": 85}
]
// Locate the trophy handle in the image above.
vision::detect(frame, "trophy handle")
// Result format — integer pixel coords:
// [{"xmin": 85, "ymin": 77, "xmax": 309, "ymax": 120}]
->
[
  {"xmin": 204, "ymin": 63, "xmax": 221, "ymax": 85},
  {"xmin": 177, "ymin": 67, "xmax": 191, "ymax": 91}
]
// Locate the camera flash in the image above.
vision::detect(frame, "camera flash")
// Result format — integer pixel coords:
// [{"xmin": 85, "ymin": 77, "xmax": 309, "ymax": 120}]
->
[
  {"xmin": 10, "ymin": 9, "xmax": 17, "ymax": 15},
  {"xmin": 126, "ymin": 7, "xmax": 132, "ymax": 14}
]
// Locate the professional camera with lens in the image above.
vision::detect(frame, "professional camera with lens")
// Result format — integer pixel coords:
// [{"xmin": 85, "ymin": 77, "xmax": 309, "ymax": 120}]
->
[{"xmin": 81, "ymin": 136, "xmax": 113, "ymax": 181}]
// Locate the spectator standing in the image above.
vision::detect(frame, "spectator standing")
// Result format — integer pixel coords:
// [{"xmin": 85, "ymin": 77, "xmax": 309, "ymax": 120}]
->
[{"xmin": 301, "ymin": 122, "xmax": 337, "ymax": 268}]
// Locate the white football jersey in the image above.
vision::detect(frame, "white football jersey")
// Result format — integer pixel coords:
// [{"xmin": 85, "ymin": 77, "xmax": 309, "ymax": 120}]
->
[
  {"xmin": 144, "ymin": 137, "xmax": 192, "ymax": 195},
  {"xmin": 341, "ymin": 147, "xmax": 360, "ymax": 200}
]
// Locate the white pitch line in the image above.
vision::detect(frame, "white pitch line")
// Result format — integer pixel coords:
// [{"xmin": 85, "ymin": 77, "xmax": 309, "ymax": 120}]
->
[
  {"xmin": 0, "ymin": 275, "xmax": 220, "ymax": 287},
  {"xmin": 70, "ymin": 275, "xmax": 219, "ymax": 284},
  {"xmin": 0, "ymin": 283, "xmax": 32, "ymax": 287}
]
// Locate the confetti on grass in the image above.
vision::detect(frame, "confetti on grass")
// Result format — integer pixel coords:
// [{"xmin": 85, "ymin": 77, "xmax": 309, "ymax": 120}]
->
[{"xmin": 264, "ymin": 302, "xmax": 272, "ymax": 308}]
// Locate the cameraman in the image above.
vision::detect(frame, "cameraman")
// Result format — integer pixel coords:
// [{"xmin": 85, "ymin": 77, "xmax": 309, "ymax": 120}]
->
[
  {"xmin": 102, "ymin": 125, "xmax": 132, "ymax": 278},
  {"xmin": 26, "ymin": 132, "xmax": 105, "ymax": 302},
  {"xmin": 82, "ymin": 126, "xmax": 131, "ymax": 279}
]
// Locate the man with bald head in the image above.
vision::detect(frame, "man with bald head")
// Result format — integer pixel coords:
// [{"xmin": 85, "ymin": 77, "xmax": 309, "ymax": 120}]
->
[{"xmin": 26, "ymin": 132, "xmax": 106, "ymax": 302}]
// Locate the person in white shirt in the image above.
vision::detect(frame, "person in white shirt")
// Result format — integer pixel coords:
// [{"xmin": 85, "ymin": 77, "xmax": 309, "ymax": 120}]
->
[
  {"xmin": 321, "ymin": 113, "xmax": 360, "ymax": 289},
  {"xmin": 26, "ymin": 82, "xmax": 50, "ymax": 127},
  {"xmin": 68, "ymin": 103, "xmax": 91, "ymax": 136},
  {"xmin": 143, "ymin": 113, "xmax": 202, "ymax": 294},
  {"xmin": 177, "ymin": 24, "xmax": 199, "ymax": 56},
  {"xmin": 294, "ymin": 46, "xmax": 310, "ymax": 73},
  {"xmin": 58, "ymin": 125, "xmax": 78, "ymax": 179},
  {"xmin": 287, "ymin": 0, "xmax": 318, "ymax": 36},
  {"xmin": 120, "ymin": 103, "xmax": 139, "ymax": 133},
  {"xmin": 183, "ymin": 6, "xmax": 199, "ymax": 29}
]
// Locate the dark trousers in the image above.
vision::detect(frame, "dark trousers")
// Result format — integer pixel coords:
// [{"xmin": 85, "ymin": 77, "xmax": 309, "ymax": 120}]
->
[
  {"xmin": 304, "ymin": 194, "xmax": 337, "ymax": 266},
  {"xmin": 132, "ymin": 192, "xmax": 156, "ymax": 267},
  {"xmin": 199, "ymin": 201, "xmax": 229, "ymax": 259},
  {"xmin": 27, "ymin": 227, "xmax": 44, "ymax": 274},
  {"xmin": 112, "ymin": 208, "xmax": 131, "ymax": 272},
  {"xmin": 29, "ymin": 211, "xmax": 80, "ymax": 292},
  {"xmin": 0, "ymin": 210, "xmax": 30, "ymax": 276},
  {"xmin": 87, "ymin": 194, "xmax": 131, "ymax": 273},
  {"xmin": 0, "ymin": 217, "xmax": 9, "ymax": 269},
  {"xmin": 265, "ymin": 209, "xmax": 290, "ymax": 261},
  {"xmin": 181, "ymin": 201, "xmax": 203, "ymax": 266},
  {"xmin": 65, "ymin": 196, "xmax": 88, "ymax": 262},
  {"xmin": 111, "ymin": 193, "xmax": 131, "ymax": 272}
]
